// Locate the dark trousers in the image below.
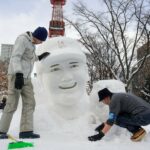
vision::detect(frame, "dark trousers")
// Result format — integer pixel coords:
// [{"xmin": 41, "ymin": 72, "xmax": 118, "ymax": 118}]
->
[{"xmin": 115, "ymin": 111, "xmax": 150, "ymax": 133}]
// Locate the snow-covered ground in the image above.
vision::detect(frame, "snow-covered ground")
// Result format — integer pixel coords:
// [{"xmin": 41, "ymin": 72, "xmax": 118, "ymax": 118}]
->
[{"xmin": 0, "ymin": 78, "xmax": 150, "ymax": 150}]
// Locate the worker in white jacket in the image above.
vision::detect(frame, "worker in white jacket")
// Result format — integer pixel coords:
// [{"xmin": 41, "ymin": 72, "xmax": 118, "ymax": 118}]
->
[{"xmin": 0, "ymin": 27, "xmax": 49, "ymax": 139}]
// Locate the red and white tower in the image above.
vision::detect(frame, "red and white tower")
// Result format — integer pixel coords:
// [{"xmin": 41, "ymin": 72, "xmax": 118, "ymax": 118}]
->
[{"xmin": 49, "ymin": 0, "xmax": 66, "ymax": 37}]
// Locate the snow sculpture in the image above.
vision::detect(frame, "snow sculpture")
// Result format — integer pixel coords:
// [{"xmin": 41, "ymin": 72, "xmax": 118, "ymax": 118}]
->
[{"xmin": 36, "ymin": 37, "xmax": 89, "ymax": 119}]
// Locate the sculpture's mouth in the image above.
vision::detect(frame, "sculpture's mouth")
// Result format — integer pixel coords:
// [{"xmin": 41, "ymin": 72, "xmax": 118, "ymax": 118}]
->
[{"xmin": 59, "ymin": 82, "xmax": 77, "ymax": 89}]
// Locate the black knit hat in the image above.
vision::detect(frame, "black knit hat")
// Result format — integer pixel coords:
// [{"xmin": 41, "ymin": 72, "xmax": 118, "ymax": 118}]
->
[
  {"xmin": 32, "ymin": 27, "xmax": 48, "ymax": 41},
  {"xmin": 98, "ymin": 88, "xmax": 113, "ymax": 102}
]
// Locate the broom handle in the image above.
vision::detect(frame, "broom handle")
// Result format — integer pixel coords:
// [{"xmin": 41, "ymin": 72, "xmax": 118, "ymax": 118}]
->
[{"xmin": 8, "ymin": 134, "xmax": 19, "ymax": 142}]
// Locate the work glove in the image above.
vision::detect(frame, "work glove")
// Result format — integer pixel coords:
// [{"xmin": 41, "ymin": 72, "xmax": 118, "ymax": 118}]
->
[
  {"xmin": 38, "ymin": 52, "xmax": 50, "ymax": 61},
  {"xmin": 15, "ymin": 73, "xmax": 24, "ymax": 90},
  {"xmin": 88, "ymin": 131, "xmax": 105, "ymax": 141},
  {"xmin": 95, "ymin": 123, "xmax": 105, "ymax": 132},
  {"xmin": 0, "ymin": 98, "xmax": 6, "ymax": 109}
]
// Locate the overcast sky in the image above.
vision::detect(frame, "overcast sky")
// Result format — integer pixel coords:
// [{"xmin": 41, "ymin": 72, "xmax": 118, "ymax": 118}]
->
[{"xmin": 0, "ymin": 0, "xmax": 101, "ymax": 46}]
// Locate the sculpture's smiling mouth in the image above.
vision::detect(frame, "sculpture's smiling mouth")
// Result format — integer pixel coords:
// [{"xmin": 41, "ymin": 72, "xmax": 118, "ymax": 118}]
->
[{"xmin": 59, "ymin": 82, "xmax": 77, "ymax": 89}]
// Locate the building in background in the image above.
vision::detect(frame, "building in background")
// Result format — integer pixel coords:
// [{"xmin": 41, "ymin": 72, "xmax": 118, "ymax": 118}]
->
[
  {"xmin": 49, "ymin": 0, "xmax": 66, "ymax": 37},
  {"xmin": 0, "ymin": 44, "xmax": 13, "ymax": 61}
]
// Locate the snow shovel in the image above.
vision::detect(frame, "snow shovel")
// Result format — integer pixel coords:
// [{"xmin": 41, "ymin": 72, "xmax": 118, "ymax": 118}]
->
[{"xmin": 7, "ymin": 134, "xmax": 34, "ymax": 150}]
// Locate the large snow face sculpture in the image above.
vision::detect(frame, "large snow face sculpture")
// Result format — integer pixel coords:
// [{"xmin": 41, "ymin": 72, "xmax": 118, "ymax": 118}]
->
[{"xmin": 36, "ymin": 37, "xmax": 89, "ymax": 118}]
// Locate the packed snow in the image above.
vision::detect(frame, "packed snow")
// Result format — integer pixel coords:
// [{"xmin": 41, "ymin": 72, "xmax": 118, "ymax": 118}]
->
[{"xmin": 0, "ymin": 37, "xmax": 150, "ymax": 150}]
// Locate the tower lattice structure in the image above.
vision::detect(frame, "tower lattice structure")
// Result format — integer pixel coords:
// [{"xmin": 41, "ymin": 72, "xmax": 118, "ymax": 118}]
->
[{"xmin": 49, "ymin": 0, "xmax": 66, "ymax": 37}]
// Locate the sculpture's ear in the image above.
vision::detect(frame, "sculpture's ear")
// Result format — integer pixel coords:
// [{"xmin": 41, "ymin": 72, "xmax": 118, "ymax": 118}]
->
[{"xmin": 85, "ymin": 65, "xmax": 90, "ymax": 82}]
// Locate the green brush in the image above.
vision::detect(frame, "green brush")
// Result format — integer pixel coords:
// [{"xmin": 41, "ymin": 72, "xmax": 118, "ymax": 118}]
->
[{"xmin": 8, "ymin": 134, "xmax": 34, "ymax": 150}]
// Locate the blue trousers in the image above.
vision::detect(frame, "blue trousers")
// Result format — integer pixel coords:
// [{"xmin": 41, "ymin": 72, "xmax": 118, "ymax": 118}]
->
[{"xmin": 115, "ymin": 111, "xmax": 150, "ymax": 133}]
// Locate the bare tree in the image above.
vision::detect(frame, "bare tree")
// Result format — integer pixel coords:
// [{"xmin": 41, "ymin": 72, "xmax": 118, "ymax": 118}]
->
[
  {"xmin": 141, "ymin": 76, "xmax": 150, "ymax": 103},
  {"xmin": 66, "ymin": 0, "xmax": 150, "ymax": 91}
]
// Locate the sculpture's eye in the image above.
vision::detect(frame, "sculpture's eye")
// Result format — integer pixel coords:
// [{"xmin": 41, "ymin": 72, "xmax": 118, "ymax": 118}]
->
[
  {"xmin": 70, "ymin": 64, "xmax": 79, "ymax": 68},
  {"xmin": 50, "ymin": 67, "xmax": 61, "ymax": 72}
]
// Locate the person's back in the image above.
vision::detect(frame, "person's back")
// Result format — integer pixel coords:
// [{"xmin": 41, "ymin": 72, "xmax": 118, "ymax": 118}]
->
[
  {"xmin": 110, "ymin": 93, "xmax": 150, "ymax": 116},
  {"xmin": 8, "ymin": 32, "xmax": 36, "ymax": 78}
]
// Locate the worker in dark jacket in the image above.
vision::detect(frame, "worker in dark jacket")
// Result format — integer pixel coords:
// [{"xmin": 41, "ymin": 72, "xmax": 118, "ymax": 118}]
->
[
  {"xmin": 88, "ymin": 88, "xmax": 150, "ymax": 142},
  {"xmin": 0, "ymin": 27, "xmax": 50, "ymax": 139}
]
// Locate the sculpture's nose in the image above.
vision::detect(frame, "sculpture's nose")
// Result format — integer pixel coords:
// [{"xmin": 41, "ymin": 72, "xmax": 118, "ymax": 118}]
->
[{"xmin": 60, "ymin": 70, "xmax": 74, "ymax": 82}]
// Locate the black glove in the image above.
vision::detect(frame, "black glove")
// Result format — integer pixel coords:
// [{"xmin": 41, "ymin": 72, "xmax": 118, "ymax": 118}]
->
[
  {"xmin": 0, "ymin": 102, "xmax": 6, "ymax": 110},
  {"xmin": 15, "ymin": 73, "xmax": 24, "ymax": 90},
  {"xmin": 0, "ymin": 98, "xmax": 7, "ymax": 109},
  {"xmin": 95, "ymin": 123, "xmax": 105, "ymax": 132},
  {"xmin": 88, "ymin": 131, "xmax": 105, "ymax": 141},
  {"xmin": 38, "ymin": 52, "xmax": 50, "ymax": 61}
]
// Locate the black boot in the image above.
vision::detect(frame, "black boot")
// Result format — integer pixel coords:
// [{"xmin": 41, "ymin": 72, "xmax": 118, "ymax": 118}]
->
[
  {"xmin": 19, "ymin": 131, "xmax": 40, "ymax": 139},
  {"xmin": 0, "ymin": 132, "xmax": 8, "ymax": 139}
]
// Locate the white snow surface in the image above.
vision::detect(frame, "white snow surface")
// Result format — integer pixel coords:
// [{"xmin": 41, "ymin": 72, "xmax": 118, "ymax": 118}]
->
[{"xmin": 0, "ymin": 78, "xmax": 150, "ymax": 150}]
